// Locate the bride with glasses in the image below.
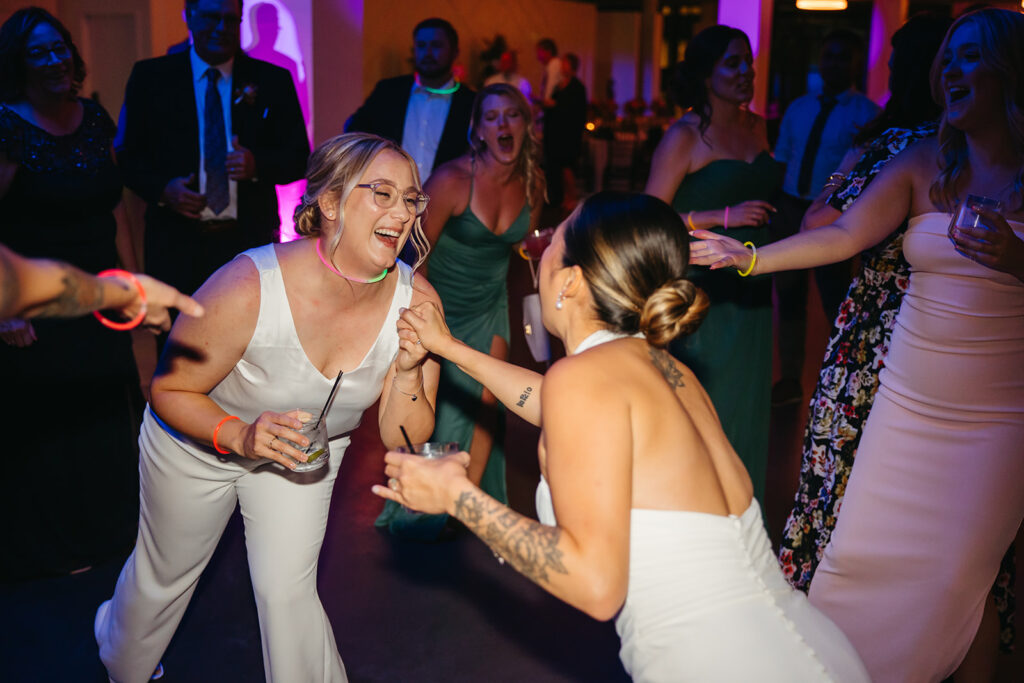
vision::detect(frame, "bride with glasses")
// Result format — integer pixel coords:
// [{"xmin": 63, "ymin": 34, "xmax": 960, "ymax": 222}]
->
[{"xmin": 95, "ymin": 133, "xmax": 442, "ymax": 683}]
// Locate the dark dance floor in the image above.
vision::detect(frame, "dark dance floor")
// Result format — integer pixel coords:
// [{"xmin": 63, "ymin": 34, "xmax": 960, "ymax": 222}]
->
[{"xmin": 2, "ymin": 256, "xmax": 1021, "ymax": 682}]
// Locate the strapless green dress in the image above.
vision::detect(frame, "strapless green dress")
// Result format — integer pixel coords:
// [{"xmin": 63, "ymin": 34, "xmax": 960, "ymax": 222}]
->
[
  {"xmin": 670, "ymin": 151, "xmax": 783, "ymax": 505},
  {"xmin": 376, "ymin": 179, "xmax": 531, "ymax": 539}
]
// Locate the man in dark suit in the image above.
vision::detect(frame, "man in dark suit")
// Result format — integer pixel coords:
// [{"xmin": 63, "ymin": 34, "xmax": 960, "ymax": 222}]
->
[
  {"xmin": 345, "ymin": 17, "xmax": 474, "ymax": 183},
  {"xmin": 117, "ymin": 0, "xmax": 309, "ymax": 299}
]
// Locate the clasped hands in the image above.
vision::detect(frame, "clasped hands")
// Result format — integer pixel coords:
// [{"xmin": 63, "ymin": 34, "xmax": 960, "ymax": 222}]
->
[{"xmin": 161, "ymin": 136, "xmax": 256, "ymax": 219}]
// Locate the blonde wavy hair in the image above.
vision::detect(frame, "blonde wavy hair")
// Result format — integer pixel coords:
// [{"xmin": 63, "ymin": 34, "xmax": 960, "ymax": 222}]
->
[
  {"xmin": 293, "ymin": 132, "xmax": 430, "ymax": 270},
  {"xmin": 468, "ymin": 83, "xmax": 546, "ymax": 208},
  {"xmin": 928, "ymin": 8, "xmax": 1024, "ymax": 213},
  {"xmin": 561, "ymin": 192, "xmax": 708, "ymax": 348}
]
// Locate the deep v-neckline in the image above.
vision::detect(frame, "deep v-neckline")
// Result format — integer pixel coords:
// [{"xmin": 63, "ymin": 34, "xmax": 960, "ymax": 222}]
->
[{"xmin": 273, "ymin": 245, "xmax": 403, "ymax": 381}]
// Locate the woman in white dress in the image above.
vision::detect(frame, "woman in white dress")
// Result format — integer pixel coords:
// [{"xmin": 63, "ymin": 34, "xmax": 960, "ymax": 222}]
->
[
  {"xmin": 95, "ymin": 133, "xmax": 442, "ymax": 683},
  {"xmin": 374, "ymin": 191, "xmax": 869, "ymax": 682}
]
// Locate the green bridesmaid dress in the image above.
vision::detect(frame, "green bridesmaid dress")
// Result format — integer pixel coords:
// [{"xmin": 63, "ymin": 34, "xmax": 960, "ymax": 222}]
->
[
  {"xmin": 376, "ymin": 175, "xmax": 531, "ymax": 539},
  {"xmin": 670, "ymin": 151, "xmax": 783, "ymax": 505}
]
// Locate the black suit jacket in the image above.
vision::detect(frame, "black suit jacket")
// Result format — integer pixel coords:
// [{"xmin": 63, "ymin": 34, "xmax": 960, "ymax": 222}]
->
[
  {"xmin": 344, "ymin": 74, "xmax": 475, "ymax": 172},
  {"xmin": 118, "ymin": 51, "xmax": 308, "ymax": 291}
]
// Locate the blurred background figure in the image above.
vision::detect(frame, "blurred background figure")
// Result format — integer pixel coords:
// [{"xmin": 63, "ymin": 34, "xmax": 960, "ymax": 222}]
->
[
  {"xmin": 484, "ymin": 49, "xmax": 531, "ymax": 102},
  {"xmin": 771, "ymin": 28, "xmax": 880, "ymax": 407},
  {"xmin": 645, "ymin": 25, "xmax": 781, "ymax": 509},
  {"xmin": 542, "ymin": 52, "xmax": 587, "ymax": 213},
  {"xmin": 0, "ymin": 7, "xmax": 144, "ymax": 582},
  {"xmin": 346, "ymin": 17, "xmax": 475, "ymax": 185}
]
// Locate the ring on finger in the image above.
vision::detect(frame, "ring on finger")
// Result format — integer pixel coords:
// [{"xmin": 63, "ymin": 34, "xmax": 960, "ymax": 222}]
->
[
  {"xmin": 388, "ymin": 477, "xmax": 400, "ymax": 491},
  {"xmin": 269, "ymin": 435, "xmax": 278, "ymax": 450},
  {"xmin": 415, "ymin": 339, "xmax": 422, "ymax": 345}
]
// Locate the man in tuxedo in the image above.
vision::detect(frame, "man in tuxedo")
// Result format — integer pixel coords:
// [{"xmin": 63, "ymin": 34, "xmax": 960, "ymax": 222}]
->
[
  {"xmin": 117, "ymin": 0, "xmax": 309, "ymax": 299},
  {"xmin": 345, "ymin": 17, "xmax": 474, "ymax": 184}
]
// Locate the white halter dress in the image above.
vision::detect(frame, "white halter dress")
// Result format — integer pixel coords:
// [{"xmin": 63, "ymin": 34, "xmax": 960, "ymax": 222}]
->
[{"xmin": 535, "ymin": 330, "xmax": 869, "ymax": 682}]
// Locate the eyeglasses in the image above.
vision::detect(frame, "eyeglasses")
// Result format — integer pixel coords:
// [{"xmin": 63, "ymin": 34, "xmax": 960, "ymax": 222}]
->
[
  {"xmin": 189, "ymin": 11, "xmax": 242, "ymax": 28},
  {"xmin": 356, "ymin": 182, "xmax": 429, "ymax": 216},
  {"xmin": 25, "ymin": 42, "xmax": 70, "ymax": 64}
]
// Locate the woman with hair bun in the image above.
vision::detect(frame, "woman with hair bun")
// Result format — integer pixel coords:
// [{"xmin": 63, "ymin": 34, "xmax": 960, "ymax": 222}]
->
[
  {"xmin": 95, "ymin": 132, "xmax": 442, "ymax": 682},
  {"xmin": 375, "ymin": 191, "xmax": 868, "ymax": 681},
  {"xmin": 645, "ymin": 25, "xmax": 782, "ymax": 505}
]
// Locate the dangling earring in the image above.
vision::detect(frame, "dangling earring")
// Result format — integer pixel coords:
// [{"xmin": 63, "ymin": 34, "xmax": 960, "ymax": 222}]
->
[{"xmin": 555, "ymin": 292, "xmax": 564, "ymax": 310}]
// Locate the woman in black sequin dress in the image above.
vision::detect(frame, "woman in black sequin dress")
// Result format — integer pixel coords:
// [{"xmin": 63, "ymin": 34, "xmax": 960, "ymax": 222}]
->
[{"xmin": 0, "ymin": 8, "xmax": 143, "ymax": 580}]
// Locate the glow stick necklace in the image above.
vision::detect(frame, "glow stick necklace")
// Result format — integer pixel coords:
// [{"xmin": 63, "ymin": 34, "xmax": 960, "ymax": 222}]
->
[
  {"xmin": 315, "ymin": 238, "xmax": 388, "ymax": 284},
  {"xmin": 414, "ymin": 73, "xmax": 461, "ymax": 95}
]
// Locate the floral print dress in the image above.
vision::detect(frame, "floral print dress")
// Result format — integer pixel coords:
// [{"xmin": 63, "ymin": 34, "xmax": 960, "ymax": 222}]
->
[{"xmin": 775, "ymin": 122, "xmax": 1015, "ymax": 651}]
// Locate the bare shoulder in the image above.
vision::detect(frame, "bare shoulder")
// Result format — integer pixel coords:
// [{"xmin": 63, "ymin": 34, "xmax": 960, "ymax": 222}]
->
[
  {"xmin": 409, "ymin": 269, "xmax": 441, "ymax": 308},
  {"xmin": 193, "ymin": 251, "xmax": 260, "ymax": 309},
  {"xmin": 662, "ymin": 116, "xmax": 700, "ymax": 152},
  {"xmin": 425, "ymin": 155, "xmax": 472, "ymax": 193}
]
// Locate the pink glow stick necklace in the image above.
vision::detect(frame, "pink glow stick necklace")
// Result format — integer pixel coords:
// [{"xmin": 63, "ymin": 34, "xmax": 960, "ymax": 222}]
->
[{"xmin": 315, "ymin": 238, "xmax": 389, "ymax": 284}]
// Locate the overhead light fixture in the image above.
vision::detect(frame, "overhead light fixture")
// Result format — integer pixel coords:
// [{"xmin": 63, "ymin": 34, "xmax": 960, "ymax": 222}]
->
[{"xmin": 796, "ymin": 0, "xmax": 848, "ymax": 9}]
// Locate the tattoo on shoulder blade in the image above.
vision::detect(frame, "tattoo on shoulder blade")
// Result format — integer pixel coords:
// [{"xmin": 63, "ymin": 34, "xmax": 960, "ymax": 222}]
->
[
  {"xmin": 453, "ymin": 490, "xmax": 568, "ymax": 585},
  {"xmin": 649, "ymin": 348, "xmax": 685, "ymax": 389}
]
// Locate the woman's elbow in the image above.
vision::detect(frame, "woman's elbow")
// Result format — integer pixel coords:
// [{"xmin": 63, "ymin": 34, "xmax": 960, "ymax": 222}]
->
[{"xmin": 576, "ymin": 576, "xmax": 627, "ymax": 622}]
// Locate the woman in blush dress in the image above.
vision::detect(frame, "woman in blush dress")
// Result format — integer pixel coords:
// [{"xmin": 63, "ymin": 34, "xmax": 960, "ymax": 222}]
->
[
  {"xmin": 95, "ymin": 133, "xmax": 442, "ymax": 683},
  {"xmin": 376, "ymin": 83, "xmax": 544, "ymax": 539},
  {"xmin": 645, "ymin": 25, "xmax": 781, "ymax": 505},
  {"xmin": 691, "ymin": 9, "xmax": 1024, "ymax": 681},
  {"xmin": 376, "ymin": 192, "xmax": 869, "ymax": 682}
]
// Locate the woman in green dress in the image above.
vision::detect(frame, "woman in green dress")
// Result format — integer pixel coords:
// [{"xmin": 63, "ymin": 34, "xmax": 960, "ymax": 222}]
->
[
  {"xmin": 645, "ymin": 25, "xmax": 782, "ymax": 504},
  {"xmin": 376, "ymin": 83, "xmax": 544, "ymax": 538}
]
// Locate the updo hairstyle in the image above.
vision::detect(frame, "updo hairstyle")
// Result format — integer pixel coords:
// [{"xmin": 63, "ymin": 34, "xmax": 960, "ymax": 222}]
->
[
  {"xmin": 561, "ymin": 191, "xmax": 709, "ymax": 347},
  {"xmin": 293, "ymin": 132, "xmax": 430, "ymax": 269},
  {"xmin": 669, "ymin": 25, "xmax": 750, "ymax": 136}
]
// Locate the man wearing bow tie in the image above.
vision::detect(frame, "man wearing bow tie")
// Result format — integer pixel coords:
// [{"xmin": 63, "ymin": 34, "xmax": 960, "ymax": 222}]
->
[
  {"xmin": 345, "ymin": 17, "xmax": 475, "ymax": 183},
  {"xmin": 117, "ymin": 0, "xmax": 309, "ymax": 301}
]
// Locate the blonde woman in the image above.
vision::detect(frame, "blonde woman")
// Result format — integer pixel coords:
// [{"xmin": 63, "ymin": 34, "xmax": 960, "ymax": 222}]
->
[
  {"xmin": 377, "ymin": 83, "xmax": 544, "ymax": 539},
  {"xmin": 95, "ymin": 133, "xmax": 441, "ymax": 683}
]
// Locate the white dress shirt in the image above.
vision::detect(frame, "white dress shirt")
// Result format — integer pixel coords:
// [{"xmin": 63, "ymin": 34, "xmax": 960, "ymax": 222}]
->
[
  {"xmin": 190, "ymin": 47, "xmax": 237, "ymax": 219},
  {"xmin": 401, "ymin": 77, "xmax": 455, "ymax": 182}
]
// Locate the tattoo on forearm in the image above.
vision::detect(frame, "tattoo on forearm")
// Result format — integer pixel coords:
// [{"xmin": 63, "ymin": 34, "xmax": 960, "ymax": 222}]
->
[
  {"xmin": 649, "ymin": 348, "xmax": 684, "ymax": 388},
  {"xmin": 453, "ymin": 490, "xmax": 568, "ymax": 584},
  {"xmin": 0, "ymin": 247, "xmax": 18, "ymax": 317},
  {"xmin": 515, "ymin": 386, "xmax": 534, "ymax": 408},
  {"xmin": 32, "ymin": 265, "xmax": 108, "ymax": 318}
]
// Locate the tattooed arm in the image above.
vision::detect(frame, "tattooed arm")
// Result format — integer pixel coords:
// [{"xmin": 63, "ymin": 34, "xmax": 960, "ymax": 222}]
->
[
  {"xmin": 402, "ymin": 302, "xmax": 545, "ymax": 426},
  {"xmin": 0, "ymin": 243, "xmax": 203, "ymax": 328},
  {"xmin": 376, "ymin": 354, "xmax": 632, "ymax": 619}
]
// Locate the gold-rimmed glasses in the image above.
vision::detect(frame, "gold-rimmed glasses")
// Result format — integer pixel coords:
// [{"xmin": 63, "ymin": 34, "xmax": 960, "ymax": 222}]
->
[{"xmin": 356, "ymin": 182, "xmax": 429, "ymax": 216}]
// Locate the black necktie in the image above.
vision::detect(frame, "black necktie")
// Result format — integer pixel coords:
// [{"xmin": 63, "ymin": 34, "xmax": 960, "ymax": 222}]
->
[
  {"xmin": 204, "ymin": 67, "xmax": 229, "ymax": 215},
  {"xmin": 796, "ymin": 94, "xmax": 838, "ymax": 197}
]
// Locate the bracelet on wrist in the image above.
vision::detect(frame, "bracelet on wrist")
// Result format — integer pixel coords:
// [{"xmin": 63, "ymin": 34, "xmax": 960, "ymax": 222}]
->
[
  {"xmin": 685, "ymin": 211, "xmax": 697, "ymax": 231},
  {"xmin": 213, "ymin": 415, "xmax": 241, "ymax": 454},
  {"xmin": 391, "ymin": 375, "xmax": 423, "ymax": 402},
  {"xmin": 737, "ymin": 242, "xmax": 757, "ymax": 277},
  {"xmin": 93, "ymin": 269, "xmax": 147, "ymax": 331}
]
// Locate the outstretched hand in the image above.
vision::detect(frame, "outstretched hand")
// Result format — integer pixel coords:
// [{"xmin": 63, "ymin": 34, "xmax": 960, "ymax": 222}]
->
[
  {"xmin": 371, "ymin": 449, "xmax": 471, "ymax": 514},
  {"xmin": 130, "ymin": 273, "xmax": 205, "ymax": 332},
  {"xmin": 950, "ymin": 206, "xmax": 1024, "ymax": 281},
  {"xmin": 688, "ymin": 230, "xmax": 755, "ymax": 271}
]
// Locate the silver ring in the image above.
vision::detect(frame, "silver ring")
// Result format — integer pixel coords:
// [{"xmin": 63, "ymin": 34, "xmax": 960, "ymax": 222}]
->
[
  {"xmin": 415, "ymin": 339, "xmax": 422, "ymax": 345},
  {"xmin": 388, "ymin": 477, "xmax": 400, "ymax": 491}
]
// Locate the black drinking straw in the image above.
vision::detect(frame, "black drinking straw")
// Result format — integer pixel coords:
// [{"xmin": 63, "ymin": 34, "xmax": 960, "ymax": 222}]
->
[
  {"xmin": 315, "ymin": 370, "xmax": 343, "ymax": 428},
  {"xmin": 399, "ymin": 425, "xmax": 417, "ymax": 454}
]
